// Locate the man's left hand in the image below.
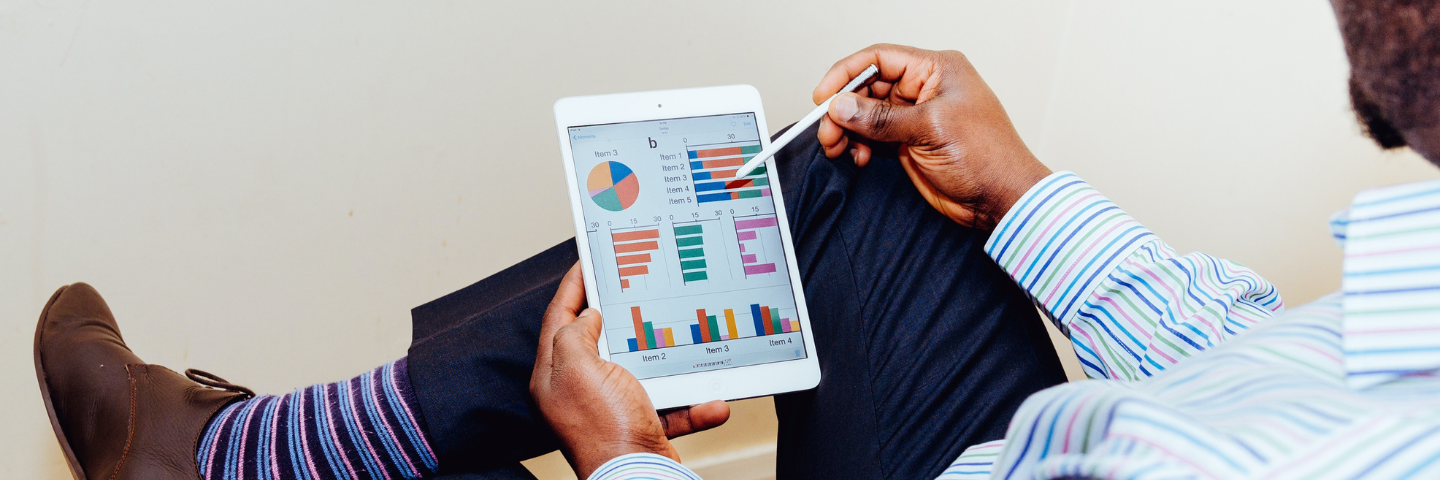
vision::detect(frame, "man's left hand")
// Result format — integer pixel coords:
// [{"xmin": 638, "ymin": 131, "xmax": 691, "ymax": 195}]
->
[{"xmin": 530, "ymin": 264, "xmax": 731, "ymax": 479}]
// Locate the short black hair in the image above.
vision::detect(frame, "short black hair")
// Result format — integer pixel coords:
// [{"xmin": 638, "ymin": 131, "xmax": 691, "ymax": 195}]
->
[
  {"xmin": 1351, "ymin": 77, "xmax": 1409, "ymax": 149},
  {"xmin": 1337, "ymin": 0, "xmax": 1440, "ymax": 148}
]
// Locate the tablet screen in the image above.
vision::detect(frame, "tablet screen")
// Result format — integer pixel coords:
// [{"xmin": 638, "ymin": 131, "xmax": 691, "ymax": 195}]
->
[{"xmin": 567, "ymin": 113, "xmax": 808, "ymax": 380}]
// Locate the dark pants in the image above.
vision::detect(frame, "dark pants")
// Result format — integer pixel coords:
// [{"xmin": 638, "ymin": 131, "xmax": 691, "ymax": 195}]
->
[{"xmin": 406, "ymin": 125, "xmax": 1066, "ymax": 480}]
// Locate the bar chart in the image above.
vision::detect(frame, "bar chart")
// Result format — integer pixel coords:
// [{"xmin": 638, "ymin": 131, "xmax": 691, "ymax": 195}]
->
[
  {"xmin": 689, "ymin": 308, "xmax": 741, "ymax": 343},
  {"xmin": 687, "ymin": 143, "xmax": 771, "ymax": 204},
  {"xmin": 734, "ymin": 214, "xmax": 781, "ymax": 277},
  {"xmin": 749, "ymin": 303, "xmax": 801, "ymax": 337},
  {"xmin": 612, "ymin": 226, "xmax": 662, "ymax": 291},
  {"xmin": 626, "ymin": 306, "xmax": 682, "ymax": 351},
  {"xmin": 673, "ymin": 222, "xmax": 709, "ymax": 283},
  {"xmin": 622, "ymin": 302, "xmax": 800, "ymax": 352},
  {"xmin": 569, "ymin": 114, "xmax": 811, "ymax": 379}
]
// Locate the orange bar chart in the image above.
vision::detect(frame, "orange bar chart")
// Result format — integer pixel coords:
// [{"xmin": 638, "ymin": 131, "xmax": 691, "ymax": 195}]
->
[{"xmin": 612, "ymin": 227, "xmax": 660, "ymax": 290}]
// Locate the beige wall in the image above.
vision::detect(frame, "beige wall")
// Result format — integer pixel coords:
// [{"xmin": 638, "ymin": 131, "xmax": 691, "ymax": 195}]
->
[{"xmin": 3, "ymin": 0, "xmax": 1436, "ymax": 478}]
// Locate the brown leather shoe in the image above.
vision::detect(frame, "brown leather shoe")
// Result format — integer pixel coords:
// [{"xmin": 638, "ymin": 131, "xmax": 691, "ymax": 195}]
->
[{"xmin": 34, "ymin": 283, "xmax": 256, "ymax": 480}]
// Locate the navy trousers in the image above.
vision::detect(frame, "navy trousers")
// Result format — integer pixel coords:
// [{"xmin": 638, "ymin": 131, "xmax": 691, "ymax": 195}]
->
[{"xmin": 406, "ymin": 125, "xmax": 1067, "ymax": 480}]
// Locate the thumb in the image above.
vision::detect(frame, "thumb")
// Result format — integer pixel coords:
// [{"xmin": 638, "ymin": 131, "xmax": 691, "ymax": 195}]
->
[
  {"xmin": 554, "ymin": 308, "xmax": 604, "ymax": 361},
  {"xmin": 827, "ymin": 93, "xmax": 927, "ymax": 144}
]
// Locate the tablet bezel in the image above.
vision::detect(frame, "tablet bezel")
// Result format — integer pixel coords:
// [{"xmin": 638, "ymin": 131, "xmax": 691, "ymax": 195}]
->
[{"xmin": 553, "ymin": 85, "xmax": 820, "ymax": 410}]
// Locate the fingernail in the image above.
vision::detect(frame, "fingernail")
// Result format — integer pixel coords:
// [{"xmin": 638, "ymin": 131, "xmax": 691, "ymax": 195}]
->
[
  {"xmin": 834, "ymin": 94, "xmax": 859, "ymax": 121},
  {"xmin": 579, "ymin": 308, "xmax": 598, "ymax": 318}
]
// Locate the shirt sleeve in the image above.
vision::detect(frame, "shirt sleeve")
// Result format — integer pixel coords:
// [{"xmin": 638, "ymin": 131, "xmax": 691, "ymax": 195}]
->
[
  {"xmin": 985, "ymin": 172, "xmax": 1285, "ymax": 381},
  {"xmin": 587, "ymin": 453, "xmax": 702, "ymax": 480},
  {"xmin": 934, "ymin": 439, "xmax": 1006, "ymax": 480}
]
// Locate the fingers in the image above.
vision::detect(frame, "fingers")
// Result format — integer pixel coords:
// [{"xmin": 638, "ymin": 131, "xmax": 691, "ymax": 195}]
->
[
  {"xmin": 827, "ymin": 93, "xmax": 927, "ymax": 144},
  {"xmin": 659, "ymin": 400, "xmax": 731, "ymax": 439},
  {"xmin": 851, "ymin": 142, "xmax": 873, "ymax": 167},
  {"xmin": 537, "ymin": 263, "xmax": 587, "ymax": 368},
  {"xmin": 820, "ymin": 122, "xmax": 849, "ymax": 158},
  {"xmin": 813, "ymin": 44, "xmax": 934, "ymax": 104}
]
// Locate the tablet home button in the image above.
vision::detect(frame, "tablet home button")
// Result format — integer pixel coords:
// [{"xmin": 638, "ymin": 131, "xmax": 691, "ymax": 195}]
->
[{"xmin": 711, "ymin": 380, "xmax": 724, "ymax": 392}]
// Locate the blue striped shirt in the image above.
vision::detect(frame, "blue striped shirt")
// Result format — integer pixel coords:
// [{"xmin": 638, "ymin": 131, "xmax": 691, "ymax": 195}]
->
[{"xmin": 593, "ymin": 172, "xmax": 1440, "ymax": 480}]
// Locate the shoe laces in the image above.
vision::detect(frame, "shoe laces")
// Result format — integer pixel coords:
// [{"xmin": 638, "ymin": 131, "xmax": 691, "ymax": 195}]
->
[{"xmin": 185, "ymin": 369, "xmax": 256, "ymax": 399}]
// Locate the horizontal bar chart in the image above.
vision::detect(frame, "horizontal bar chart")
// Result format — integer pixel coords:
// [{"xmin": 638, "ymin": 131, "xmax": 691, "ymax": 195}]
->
[
  {"xmin": 673, "ymin": 222, "xmax": 711, "ymax": 284},
  {"xmin": 612, "ymin": 227, "xmax": 661, "ymax": 290},
  {"xmin": 688, "ymin": 143, "xmax": 770, "ymax": 204},
  {"xmin": 734, "ymin": 215, "xmax": 780, "ymax": 277}
]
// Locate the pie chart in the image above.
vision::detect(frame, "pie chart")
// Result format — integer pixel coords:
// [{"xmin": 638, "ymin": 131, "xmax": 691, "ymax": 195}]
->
[{"xmin": 587, "ymin": 161, "xmax": 639, "ymax": 211}]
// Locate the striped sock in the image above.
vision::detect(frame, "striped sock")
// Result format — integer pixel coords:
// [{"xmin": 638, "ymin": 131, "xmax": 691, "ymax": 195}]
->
[{"xmin": 195, "ymin": 358, "xmax": 439, "ymax": 480}]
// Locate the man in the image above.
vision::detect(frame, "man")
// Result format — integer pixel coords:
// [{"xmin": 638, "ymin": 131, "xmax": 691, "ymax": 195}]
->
[
  {"xmin": 34, "ymin": 53, "xmax": 1067, "ymax": 480},
  {"xmin": 530, "ymin": 1, "xmax": 1440, "ymax": 479}
]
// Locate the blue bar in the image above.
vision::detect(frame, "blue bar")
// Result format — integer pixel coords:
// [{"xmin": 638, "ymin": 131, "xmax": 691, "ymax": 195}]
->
[
  {"xmin": 627, "ymin": 338, "xmax": 638, "ymax": 352},
  {"xmin": 697, "ymin": 192, "xmax": 730, "ymax": 203},
  {"xmin": 690, "ymin": 324, "xmax": 702, "ymax": 344},
  {"xmin": 688, "ymin": 151, "xmax": 699, "ymax": 159},
  {"xmin": 750, "ymin": 304, "xmax": 765, "ymax": 337},
  {"xmin": 693, "ymin": 171, "xmax": 712, "ymax": 180},
  {"xmin": 694, "ymin": 180, "xmax": 728, "ymax": 192},
  {"xmin": 689, "ymin": 160, "xmax": 704, "ymax": 169}
]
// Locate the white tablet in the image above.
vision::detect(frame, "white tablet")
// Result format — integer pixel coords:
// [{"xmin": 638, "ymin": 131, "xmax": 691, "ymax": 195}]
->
[{"xmin": 553, "ymin": 85, "xmax": 820, "ymax": 409}]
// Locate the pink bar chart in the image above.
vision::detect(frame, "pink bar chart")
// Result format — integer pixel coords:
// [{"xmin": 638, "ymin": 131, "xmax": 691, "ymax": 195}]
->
[{"xmin": 734, "ymin": 215, "xmax": 779, "ymax": 276}]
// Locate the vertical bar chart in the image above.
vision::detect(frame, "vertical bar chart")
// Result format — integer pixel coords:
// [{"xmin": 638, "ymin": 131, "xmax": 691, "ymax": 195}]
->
[
  {"xmin": 688, "ymin": 143, "xmax": 770, "ymax": 204},
  {"xmin": 748, "ymin": 303, "xmax": 797, "ymax": 337},
  {"xmin": 673, "ymin": 222, "xmax": 709, "ymax": 283},
  {"xmin": 612, "ymin": 226, "xmax": 661, "ymax": 290},
  {"xmin": 734, "ymin": 215, "xmax": 780, "ymax": 277},
  {"xmin": 623, "ymin": 302, "xmax": 799, "ymax": 352}
]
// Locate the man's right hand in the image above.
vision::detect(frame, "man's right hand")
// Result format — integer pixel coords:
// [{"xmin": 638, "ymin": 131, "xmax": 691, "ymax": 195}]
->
[{"xmin": 814, "ymin": 44, "xmax": 1052, "ymax": 231}]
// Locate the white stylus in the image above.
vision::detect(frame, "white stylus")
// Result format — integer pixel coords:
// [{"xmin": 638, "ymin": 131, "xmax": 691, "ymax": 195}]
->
[{"xmin": 732, "ymin": 64, "xmax": 879, "ymax": 178}]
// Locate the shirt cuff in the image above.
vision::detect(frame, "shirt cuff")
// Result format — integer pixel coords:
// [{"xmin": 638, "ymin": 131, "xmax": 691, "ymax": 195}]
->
[
  {"xmin": 587, "ymin": 453, "xmax": 701, "ymax": 480},
  {"xmin": 985, "ymin": 172, "xmax": 1156, "ymax": 325}
]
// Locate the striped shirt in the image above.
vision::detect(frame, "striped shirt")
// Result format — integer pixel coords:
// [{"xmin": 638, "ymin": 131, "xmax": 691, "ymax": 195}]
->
[{"xmin": 592, "ymin": 172, "xmax": 1440, "ymax": 480}]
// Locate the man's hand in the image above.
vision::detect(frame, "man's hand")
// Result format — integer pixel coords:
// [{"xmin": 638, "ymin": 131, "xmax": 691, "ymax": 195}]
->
[
  {"xmin": 530, "ymin": 264, "xmax": 730, "ymax": 479},
  {"xmin": 814, "ymin": 44, "xmax": 1052, "ymax": 230}
]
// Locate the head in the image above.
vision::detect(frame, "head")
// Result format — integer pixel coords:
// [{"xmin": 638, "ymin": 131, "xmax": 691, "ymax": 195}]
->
[{"xmin": 1334, "ymin": 0, "xmax": 1440, "ymax": 162}]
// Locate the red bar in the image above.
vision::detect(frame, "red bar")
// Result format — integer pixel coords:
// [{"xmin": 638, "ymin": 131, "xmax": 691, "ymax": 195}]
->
[
  {"xmin": 699, "ymin": 158, "xmax": 745, "ymax": 169},
  {"xmin": 616, "ymin": 253, "xmax": 651, "ymax": 265},
  {"xmin": 614, "ymin": 241, "xmax": 659, "ymax": 253},
  {"xmin": 696, "ymin": 147, "xmax": 743, "ymax": 158},
  {"xmin": 621, "ymin": 279, "xmax": 630, "ymax": 289},
  {"xmin": 618, "ymin": 265, "xmax": 649, "ymax": 277},
  {"xmin": 632, "ymin": 306, "xmax": 647, "ymax": 351},
  {"xmin": 613, "ymin": 229, "xmax": 660, "ymax": 242},
  {"xmin": 696, "ymin": 309, "xmax": 712, "ymax": 343},
  {"xmin": 724, "ymin": 179, "xmax": 755, "ymax": 189},
  {"xmin": 761, "ymin": 306, "xmax": 775, "ymax": 335}
]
